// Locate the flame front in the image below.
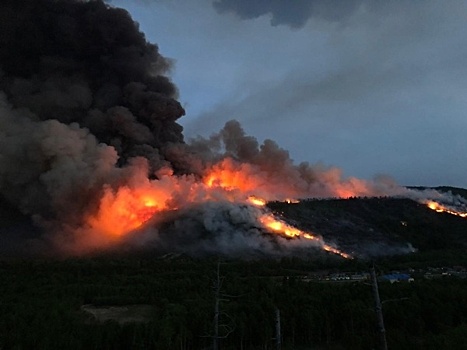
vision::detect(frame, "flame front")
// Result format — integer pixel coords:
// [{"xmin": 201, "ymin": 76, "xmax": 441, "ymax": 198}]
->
[
  {"xmin": 80, "ymin": 157, "xmax": 359, "ymax": 258},
  {"xmin": 248, "ymin": 196, "xmax": 267, "ymax": 207},
  {"xmin": 258, "ymin": 213, "xmax": 351, "ymax": 259},
  {"xmin": 425, "ymin": 200, "xmax": 467, "ymax": 218},
  {"xmin": 259, "ymin": 213, "xmax": 303, "ymax": 238},
  {"xmin": 87, "ymin": 186, "xmax": 168, "ymax": 237}
]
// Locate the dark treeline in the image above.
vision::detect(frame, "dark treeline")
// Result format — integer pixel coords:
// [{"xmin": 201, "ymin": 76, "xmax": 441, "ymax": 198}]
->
[{"xmin": 1, "ymin": 256, "xmax": 467, "ymax": 349}]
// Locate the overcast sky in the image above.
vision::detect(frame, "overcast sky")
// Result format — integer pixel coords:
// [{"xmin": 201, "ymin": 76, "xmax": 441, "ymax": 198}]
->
[{"xmin": 109, "ymin": 0, "xmax": 467, "ymax": 188}]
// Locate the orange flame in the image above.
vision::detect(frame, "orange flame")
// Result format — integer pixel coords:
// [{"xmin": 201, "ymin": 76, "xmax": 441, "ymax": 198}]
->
[
  {"xmin": 203, "ymin": 159, "xmax": 257, "ymax": 193},
  {"xmin": 81, "ymin": 158, "xmax": 354, "ymax": 258},
  {"xmin": 259, "ymin": 213, "xmax": 303, "ymax": 238},
  {"xmin": 425, "ymin": 200, "xmax": 467, "ymax": 218},
  {"xmin": 248, "ymin": 196, "xmax": 267, "ymax": 207},
  {"xmin": 86, "ymin": 184, "xmax": 175, "ymax": 237},
  {"xmin": 259, "ymin": 213, "xmax": 352, "ymax": 259}
]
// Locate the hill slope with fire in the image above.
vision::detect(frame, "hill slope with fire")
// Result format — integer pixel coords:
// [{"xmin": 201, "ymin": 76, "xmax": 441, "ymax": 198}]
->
[
  {"xmin": 267, "ymin": 189, "xmax": 467, "ymax": 258},
  {"xmin": 2, "ymin": 187, "xmax": 466, "ymax": 259}
]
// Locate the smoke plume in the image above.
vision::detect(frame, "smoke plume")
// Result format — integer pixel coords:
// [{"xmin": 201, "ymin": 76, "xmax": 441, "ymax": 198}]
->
[
  {"xmin": 127, "ymin": 202, "xmax": 321, "ymax": 258},
  {"xmin": 0, "ymin": 0, "xmax": 185, "ymax": 165},
  {"xmin": 0, "ymin": 0, "xmax": 182, "ymax": 210},
  {"xmin": 0, "ymin": 0, "xmax": 460, "ymax": 258}
]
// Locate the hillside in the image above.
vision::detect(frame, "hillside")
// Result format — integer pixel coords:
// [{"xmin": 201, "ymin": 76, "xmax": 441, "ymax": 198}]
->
[
  {"xmin": 1, "ymin": 187, "xmax": 467, "ymax": 259},
  {"xmin": 268, "ymin": 196, "xmax": 467, "ymax": 258}
]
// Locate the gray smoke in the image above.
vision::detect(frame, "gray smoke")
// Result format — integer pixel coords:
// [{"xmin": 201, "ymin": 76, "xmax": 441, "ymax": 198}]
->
[
  {"xmin": 0, "ymin": 0, "xmax": 184, "ymax": 167},
  {"xmin": 0, "ymin": 0, "xmax": 185, "ymax": 224},
  {"xmin": 212, "ymin": 0, "xmax": 364, "ymax": 28},
  {"xmin": 403, "ymin": 188, "xmax": 467, "ymax": 213},
  {"xmin": 182, "ymin": 120, "xmax": 407, "ymax": 200},
  {"xmin": 125, "ymin": 201, "xmax": 331, "ymax": 258}
]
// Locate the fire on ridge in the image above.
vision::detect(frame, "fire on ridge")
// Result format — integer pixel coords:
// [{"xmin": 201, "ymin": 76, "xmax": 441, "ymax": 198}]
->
[
  {"xmin": 425, "ymin": 201, "xmax": 467, "ymax": 218},
  {"xmin": 85, "ymin": 165, "xmax": 353, "ymax": 259}
]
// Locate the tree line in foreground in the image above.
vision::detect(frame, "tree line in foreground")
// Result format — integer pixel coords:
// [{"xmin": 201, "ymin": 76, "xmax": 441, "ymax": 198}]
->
[{"xmin": 1, "ymin": 255, "xmax": 467, "ymax": 349}]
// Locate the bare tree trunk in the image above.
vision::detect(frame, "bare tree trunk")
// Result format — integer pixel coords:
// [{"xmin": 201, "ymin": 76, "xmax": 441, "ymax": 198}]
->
[
  {"xmin": 371, "ymin": 265, "xmax": 388, "ymax": 350},
  {"xmin": 275, "ymin": 308, "xmax": 281, "ymax": 350},
  {"xmin": 213, "ymin": 262, "xmax": 220, "ymax": 350}
]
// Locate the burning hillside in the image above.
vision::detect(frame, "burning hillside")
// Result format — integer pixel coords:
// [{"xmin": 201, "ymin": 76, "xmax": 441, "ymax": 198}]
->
[
  {"xmin": 0, "ymin": 0, "xmax": 464, "ymax": 258},
  {"xmin": 268, "ymin": 196, "xmax": 467, "ymax": 257},
  {"xmin": 425, "ymin": 201, "xmax": 467, "ymax": 218}
]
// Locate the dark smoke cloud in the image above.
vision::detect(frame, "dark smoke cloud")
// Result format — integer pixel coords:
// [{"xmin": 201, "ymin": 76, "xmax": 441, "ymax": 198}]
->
[
  {"xmin": 0, "ymin": 0, "xmax": 205, "ymax": 258},
  {"xmin": 0, "ymin": 0, "xmax": 186, "ymax": 223},
  {"xmin": 212, "ymin": 0, "xmax": 363, "ymax": 28},
  {"xmin": 0, "ymin": 0, "xmax": 184, "ymax": 168}
]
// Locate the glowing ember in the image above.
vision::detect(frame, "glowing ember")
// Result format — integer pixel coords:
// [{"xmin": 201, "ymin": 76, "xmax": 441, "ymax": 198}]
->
[{"xmin": 425, "ymin": 200, "xmax": 467, "ymax": 218}]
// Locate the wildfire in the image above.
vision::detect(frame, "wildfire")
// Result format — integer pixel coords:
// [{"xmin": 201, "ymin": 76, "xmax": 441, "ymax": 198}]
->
[
  {"xmin": 203, "ymin": 159, "xmax": 258, "ymax": 193},
  {"xmin": 248, "ymin": 196, "xmax": 267, "ymax": 207},
  {"xmin": 87, "ymin": 184, "xmax": 173, "ymax": 237},
  {"xmin": 425, "ymin": 201, "xmax": 467, "ymax": 218},
  {"xmin": 83, "ymin": 158, "xmax": 354, "ymax": 258},
  {"xmin": 258, "ymin": 213, "xmax": 352, "ymax": 259},
  {"xmin": 259, "ymin": 213, "xmax": 303, "ymax": 238}
]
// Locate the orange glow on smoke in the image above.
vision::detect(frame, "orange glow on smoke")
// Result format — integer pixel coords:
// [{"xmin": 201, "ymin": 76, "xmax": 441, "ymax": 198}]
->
[
  {"xmin": 426, "ymin": 201, "xmax": 467, "ymax": 218},
  {"xmin": 203, "ymin": 157, "xmax": 375, "ymax": 201},
  {"xmin": 204, "ymin": 159, "xmax": 260, "ymax": 194},
  {"xmin": 82, "ymin": 157, "xmax": 354, "ymax": 258},
  {"xmin": 87, "ymin": 185, "xmax": 172, "ymax": 237}
]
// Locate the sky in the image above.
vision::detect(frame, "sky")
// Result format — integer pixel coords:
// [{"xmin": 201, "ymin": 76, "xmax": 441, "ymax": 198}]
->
[{"xmin": 109, "ymin": 0, "xmax": 467, "ymax": 188}]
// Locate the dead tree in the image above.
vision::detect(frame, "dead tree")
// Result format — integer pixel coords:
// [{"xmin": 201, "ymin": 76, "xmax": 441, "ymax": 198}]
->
[
  {"xmin": 370, "ymin": 265, "xmax": 388, "ymax": 350},
  {"xmin": 210, "ymin": 261, "xmax": 235, "ymax": 350},
  {"xmin": 274, "ymin": 308, "xmax": 281, "ymax": 350}
]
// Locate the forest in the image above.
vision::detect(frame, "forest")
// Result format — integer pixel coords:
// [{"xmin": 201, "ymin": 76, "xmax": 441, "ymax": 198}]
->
[{"xmin": 1, "ymin": 254, "xmax": 467, "ymax": 350}]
